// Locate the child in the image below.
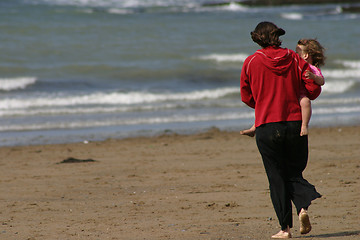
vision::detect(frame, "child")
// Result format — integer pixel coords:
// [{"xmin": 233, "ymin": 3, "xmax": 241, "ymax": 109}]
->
[
  {"xmin": 240, "ymin": 38, "xmax": 325, "ymax": 137},
  {"xmin": 296, "ymin": 39, "xmax": 325, "ymax": 136}
]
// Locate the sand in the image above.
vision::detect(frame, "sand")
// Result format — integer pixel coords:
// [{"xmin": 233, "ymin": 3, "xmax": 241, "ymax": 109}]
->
[{"xmin": 0, "ymin": 126, "xmax": 359, "ymax": 240}]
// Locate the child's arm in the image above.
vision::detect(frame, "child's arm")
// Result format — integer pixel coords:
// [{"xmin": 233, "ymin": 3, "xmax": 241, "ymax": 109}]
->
[{"xmin": 305, "ymin": 70, "xmax": 325, "ymax": 86}]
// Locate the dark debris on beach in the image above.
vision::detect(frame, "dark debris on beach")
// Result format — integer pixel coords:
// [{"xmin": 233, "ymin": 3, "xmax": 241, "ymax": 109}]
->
[{"xmin": 57, "ymin": 157, "xmax": 98, "ymax": 164}]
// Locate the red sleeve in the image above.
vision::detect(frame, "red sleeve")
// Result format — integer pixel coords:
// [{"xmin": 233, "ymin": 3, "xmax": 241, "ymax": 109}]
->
[
  {"xmin": 240, "ymin": 59, "xmax": 255, "ymax": 109},
  {"xmin": 301, "ymin": 61, "xmax": 322, "ymax": 100}
]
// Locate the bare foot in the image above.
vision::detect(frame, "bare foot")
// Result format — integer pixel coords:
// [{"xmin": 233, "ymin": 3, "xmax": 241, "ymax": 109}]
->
[
  {"xmin": 299, "ymin": 208, "xmax": 312, "ymax": 234},
  {"xmin": 300, "ymin": 125, "xmax": 308, "ymax": 136},
  {"xmin": 271, "ymin": 230, "xmax": 292, "ymax": 239},
  {"xmin": 240, "ymin": 127, "xmax": 256, "ymax": 137}
]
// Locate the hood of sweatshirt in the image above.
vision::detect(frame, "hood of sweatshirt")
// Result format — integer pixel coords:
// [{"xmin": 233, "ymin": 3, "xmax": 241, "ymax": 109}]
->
[{"xmin": 255, "ymin": 47, "xmax": 295, "ymax": 75}]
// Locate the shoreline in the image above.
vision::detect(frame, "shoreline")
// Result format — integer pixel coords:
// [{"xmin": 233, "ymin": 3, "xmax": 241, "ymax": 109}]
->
[
  {"xmin": 0, "ymin": 125, "xmax": 359, "ymax": 239},
  {"xmin": 2, "ymin": 121, "xmax": 360, "ymax": 148}
]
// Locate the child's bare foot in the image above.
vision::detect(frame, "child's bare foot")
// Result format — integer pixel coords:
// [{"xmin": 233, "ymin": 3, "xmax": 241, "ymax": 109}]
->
[
  {"xmin": 300, "ymin": 125, "xmax": 308, "ymax": 136},
  {"xmin": 240, "ymin": 129, "xmax": 255, "ymax": 137},
  {"xmin": 271, "ymin": 229, "xmax": 292, "ymax": 239},
  {"xmin": 240, "ymin": 126, "xmax": 256, "ymax": 137}
]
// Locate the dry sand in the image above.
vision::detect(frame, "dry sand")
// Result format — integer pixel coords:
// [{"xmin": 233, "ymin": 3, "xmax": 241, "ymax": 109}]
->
[{"xmin": 0, "ymin": 126, "xmax": 359, "ymax": 240}]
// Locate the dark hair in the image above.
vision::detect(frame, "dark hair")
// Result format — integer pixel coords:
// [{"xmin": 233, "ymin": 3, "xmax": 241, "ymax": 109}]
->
[
  {"xmin": 297, "ymin": 39, "xmax": 326, "ymax": 67},
  {"xmin": 251, "ymin": 22, "xmax": 285, "ymax": 48}
]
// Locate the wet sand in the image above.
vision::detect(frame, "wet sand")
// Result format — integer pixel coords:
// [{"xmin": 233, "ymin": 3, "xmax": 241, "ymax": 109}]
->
[{"xmin": 0, "ymin": 126, "xmax": 359, "ymax": 239}]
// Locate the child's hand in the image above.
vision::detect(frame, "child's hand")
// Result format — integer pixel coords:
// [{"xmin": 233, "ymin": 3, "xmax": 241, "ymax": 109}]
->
[{"xmin": 305, "ymin": 70, "xmax": 325, "ymax": 85}]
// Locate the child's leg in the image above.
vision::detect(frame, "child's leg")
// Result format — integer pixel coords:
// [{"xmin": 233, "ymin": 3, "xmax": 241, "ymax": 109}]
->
[
  {"xmin": 240, "ymin": 123, "xmax": 256, "ymax": 137},
  {"xmin": 300, "ymin": 96, "xmax": 312, "ymax": 136}
]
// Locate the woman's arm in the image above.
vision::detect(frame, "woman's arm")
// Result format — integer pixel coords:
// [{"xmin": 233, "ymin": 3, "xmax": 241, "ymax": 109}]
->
[{"xmin": 240, "ymin": 69, "xmax": 255, "ymax": 109}]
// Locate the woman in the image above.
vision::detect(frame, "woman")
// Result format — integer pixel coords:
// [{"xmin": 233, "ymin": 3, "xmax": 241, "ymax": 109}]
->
[{"xmin": 240, "ymin": 22, "xmax": 322, "ymax": 239}]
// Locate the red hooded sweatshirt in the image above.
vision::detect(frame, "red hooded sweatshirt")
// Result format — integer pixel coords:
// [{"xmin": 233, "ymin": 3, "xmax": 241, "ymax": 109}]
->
[{"xmin": 240, "ymin": 46, "xmax": 321, "ymax": 127}]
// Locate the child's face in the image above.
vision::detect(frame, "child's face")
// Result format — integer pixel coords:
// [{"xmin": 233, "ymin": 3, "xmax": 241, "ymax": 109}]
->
[{"xmin": 296, "ymin": 44, "xmax": 307, "ymax": 60}]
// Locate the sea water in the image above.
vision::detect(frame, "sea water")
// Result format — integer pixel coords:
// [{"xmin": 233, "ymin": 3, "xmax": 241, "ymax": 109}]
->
[{"xmin": 1, "ymin": 0, "xmax": 360, "ymax": 146}]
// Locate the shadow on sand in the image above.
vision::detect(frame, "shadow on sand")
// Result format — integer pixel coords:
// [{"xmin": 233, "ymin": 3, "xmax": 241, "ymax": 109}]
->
[{"xmin": 298, "ymin": 230, "xmax": 360, "ymax": 238}]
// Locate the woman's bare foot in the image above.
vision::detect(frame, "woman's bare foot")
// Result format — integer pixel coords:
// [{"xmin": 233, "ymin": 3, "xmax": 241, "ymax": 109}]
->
[
  {"xmin": 271, "ymin": 227, "xmax": 292, "ymax": 239},
  {"xmin": 300, "ymin": 124, "xmax": 308, "ymax": 136},
  {"xmin": 240, "ymin": 126, "xmax": 256, "ymax": 137},
  {"xmin": 299, "ymin": 208, "xmax": 312, "ymax": 234}
]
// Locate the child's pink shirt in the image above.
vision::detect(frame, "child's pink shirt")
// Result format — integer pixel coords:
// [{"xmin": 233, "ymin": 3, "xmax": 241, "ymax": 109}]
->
[{"xmin": 309, "ymin": 64, "xmax": 323, "ymax": 77}]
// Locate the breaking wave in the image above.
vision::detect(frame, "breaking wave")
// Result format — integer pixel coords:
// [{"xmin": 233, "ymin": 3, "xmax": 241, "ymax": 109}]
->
[{"xmin": 0, "ymin": 77, "xmax": 37, "ymax": 91}]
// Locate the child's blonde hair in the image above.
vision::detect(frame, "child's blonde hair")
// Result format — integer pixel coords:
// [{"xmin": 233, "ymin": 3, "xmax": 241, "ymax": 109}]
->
[{"xmin": 297, "ymin": 39, "xmax": 326, "ymax": 68}]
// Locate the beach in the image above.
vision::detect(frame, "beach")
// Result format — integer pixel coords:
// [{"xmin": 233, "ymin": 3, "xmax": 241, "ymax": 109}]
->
[{"xmin": 0, "ymin": 126, "xmax": 359, "ymax": 240}]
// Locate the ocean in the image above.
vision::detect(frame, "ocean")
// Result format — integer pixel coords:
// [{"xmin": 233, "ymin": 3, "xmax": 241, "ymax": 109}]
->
[{"xmin": 1, "ymin": 0, "xmax": 360, "ymax": 146}]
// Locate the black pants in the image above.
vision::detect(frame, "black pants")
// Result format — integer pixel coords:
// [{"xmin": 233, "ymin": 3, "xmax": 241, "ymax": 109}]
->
[{"xmin": 255, "ymin": 121, "xmax": 321, "ymax": 230}]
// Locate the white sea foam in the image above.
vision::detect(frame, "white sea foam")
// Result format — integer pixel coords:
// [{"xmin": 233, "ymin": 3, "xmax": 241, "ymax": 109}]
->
[
  {"xmin": 313, "ymin": 106, "xmax": 360, "ymax": 115},
  {"xmin": 0, "ymin": 100, "xmax": 245, "ymax": 117},
  {"xmin": 0, "ymin": 77, "xmax": 37, "ymax": 91},
  {"xmin": 335, "ymin": 60, "xmax": 360, "ymax": 69},
  {"xmin": 0, "ymin": 106, "xmax": 125, "ymax": 117},
  {"xmin": 31, "ymin": 0, "xmax": 200, "ymax": 8},
  {"xmin": 0, "ymin": 111, "xmax": 254, "ymax": 132},
  {"xmin": 281, "ymin": 13, "xmax": 303, "ymax": 20},
  {"xmin": 322, "ymin": 69, "xmax": 360, "ymax": 79},
  {"xmin": 221, "ymin": 2, "xmax": 249, "ymax": 11},
  {"xmin": 315, "ymin": 97, "xmax": 360, "ymax": 105},
  {"xmin": 322, "ymin": 80, "xmax": 356, "ymax": 94},
  {"xmin": 0, "ymin": 79, "xmax": 355, "ymax": 113},
  {"xmin": 107, "ymin": 8, "xmax": 134, "ymax": 15},
  {"xmin": 0, "ymin": 87, "xmax": 239, "ymax": 110},
  {"xmin": 198, "ymin": 53, "xmax": 248, "ymax": 63}
]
